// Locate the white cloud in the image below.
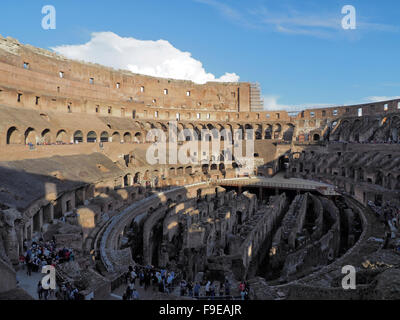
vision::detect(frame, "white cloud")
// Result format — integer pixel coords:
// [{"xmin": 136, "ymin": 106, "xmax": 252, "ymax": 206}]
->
[
  {"xmin": 364, "ymin": 96, "xmax": 400, "ymax": 102},
  {"xmin": 196, "ymin": 0, "xmax": 399, "ymax": 38},
  {"xmin": 263, "ymin": 95, "xmax": 335, "ymax": 112},
  {"xmin": 51, "ymin": 32, "xmax": 239, "ymax": 84}
]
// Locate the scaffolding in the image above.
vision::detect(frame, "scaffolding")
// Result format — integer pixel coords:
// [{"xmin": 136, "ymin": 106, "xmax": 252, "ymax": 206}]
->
[{"xmin": 250, "ymin": 82, "xmax": 264, "ymax": 112}]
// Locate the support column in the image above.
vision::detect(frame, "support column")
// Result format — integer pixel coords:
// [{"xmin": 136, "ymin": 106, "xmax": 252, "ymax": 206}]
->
[{"xmin": 39, "ymin": 208, "xmax": 43, "ymax": 232}]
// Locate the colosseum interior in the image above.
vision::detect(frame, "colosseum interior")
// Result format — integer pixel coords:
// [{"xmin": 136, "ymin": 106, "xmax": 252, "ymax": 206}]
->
[{"xmin": 0, "ymin": 35, "xmax": 400, "ymax": 300}]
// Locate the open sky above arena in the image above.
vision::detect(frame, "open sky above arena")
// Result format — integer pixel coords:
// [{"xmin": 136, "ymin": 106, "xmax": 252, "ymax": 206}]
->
[{"xmin": 1, "ymin": 0, "xmax": 399, "ymax": 111}]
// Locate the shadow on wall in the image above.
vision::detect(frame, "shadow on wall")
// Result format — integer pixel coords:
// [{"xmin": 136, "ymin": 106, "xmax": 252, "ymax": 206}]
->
[{"xmin": 0, "ymin": 156, "xmax": 136, "ymax": 293}]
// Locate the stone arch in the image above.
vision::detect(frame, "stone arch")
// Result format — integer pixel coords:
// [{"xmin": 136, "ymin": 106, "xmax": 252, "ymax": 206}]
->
[
  {"xmin": 375, "ymin": 171, "xmax": 383, "ymax": 186},
  {"xmin": 100, "ymin": 131, "xmax": 109, "ymax": 143},
  {"xmin": 313, "ymin": 133, "xmax": 320, "ymax": 141},
  {"xmin": 41, "ymin": 129, "xmax": 51, "ymax": 144},
  {"xmin": 245, "ymin": 124, "xmax": 254, "ymax": 140},
  {"xmin": 124, "ymin": 174, "xmax": 132, "ymax": 187},
  {"xmin": 134, "ymin": 172, "xmax": 141, "ymax": 184},
  {"xmin": 134, "ymin": 132, "xmax": 143, "ymax": 143},
  {"xmin": 6, "ymin": 126, "xmax": 22, "ymax": 144},
  {"xmin": 283, "ymin": 124, "xmax": 295, "ymax": 142},
  {"xmin": 87, "ymin": 131, "xmax": 97, "ymax": 143},
  {"xmin": 73, "ymin": 130, "xmax": 83, "ymax": 143},
  {"xmin": 185, "ymin": 166, "xmax": 192, "ymax": 175},
  {"xmin": 123, "ymin": 132, "xmax": 132, "ymax": 143},
  {"xmin": 112, "ymin": 131, "xmax": 121, "ymax": 143},
  {"xmin": 24, "ymin": 127, "xmax": 37, "ymax": 145},
  {"xmin": 273, "ymin": 123, "xmax": 282, "ymax": 139},
  {"xmin": 264, "ymin": 125, "xmax": 272, "ymax": 139},
  {"xmin": 386, "ymin": 173, "xmax": 393, "ymax": 189},
  {"xmin": 255, "ymin": 124, "xmax": 263, "ymax": 140},
  {"xmin": 56, "ymin": 130, "xmax": 68, "ymax": 144}
]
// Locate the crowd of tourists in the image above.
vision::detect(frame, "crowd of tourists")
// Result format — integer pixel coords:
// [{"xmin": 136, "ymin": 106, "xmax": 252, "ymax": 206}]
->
[
  {"xmin": 20, "ymin": 238, "xmax": 75, "ymax": 276},
  {"xmin": 123, "ymin": 265, "xmax": 251, "ymax": 300},
  {"xmin": 123, "ymin": 265, "xmax": 177, "ymax": 300}
]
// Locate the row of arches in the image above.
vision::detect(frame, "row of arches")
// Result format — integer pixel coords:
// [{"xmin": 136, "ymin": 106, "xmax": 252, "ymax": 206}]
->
[
  {"xmin": 5, "ymin": 121, "xmax": 297, "ymax": 145},
  {"xmin": 6, "ymin": 127, "xmax": 145, "ymax": 145}
]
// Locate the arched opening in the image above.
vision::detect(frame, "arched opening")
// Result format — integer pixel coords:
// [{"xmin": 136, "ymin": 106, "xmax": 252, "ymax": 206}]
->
[
  {"xmin": 185, "ymin": 166, "xmax": 192, "ymax": 175},
  {"xmin": 359, "ymin": 168, "xmax": 364, "ymax": 182},
  {"xmin": 87, "ymin": 131, "xmax": 97, "ymax": 143},
  {"xmin": 237, "ymin": 211, "xmax": 243, "ymax": 225},
  {"xmin": 255, "ymin": 125, "xmax": 263, "ymax": 140},
  {"xmin": 283, "ymin": 124, "xmax": 295, "ymax": 142},
  {"xmin": 73, "ymin": 130, "xmax": 83, "ymax": 143},
  {"xmin": 100, "ymin": 131, "xmax": 109, "ymax": 143},
  {"xmin": 56, "ymin": 130, "xmax": 68, "ymax": 144},
  {"xmin": 273, "ymin": 124, "xmax": 282, "ymax": 139},
  {"xmin": 313, "ymin": 133, "xmax": 320, "ymax": 141},
  {"xmin": 124, "ymin": 174, "xmax": 132, "ymax": 187},
  {"xmin": 134, "ymin": 172, "xmax": 141, "ymax": 184},
  {"xmin": 41, "ymin": 129, "xmax": 51, "ymax": 144},
  {"xmin": 264, "ymin": 126, "xmax": 272, "ymax": 139},
  {"xmin": 24, "ymin": 127, "xmax": 37, "ymax": 145},
  {"xmin": 386, "ymin": 174, "xmax": 393, "ymax": 189},
  {"xmin": 112, "ymin": 132, "xmax": 121, "ymax": 143},
  {"xmin": 245, "ymin": 124, "xmax": 254, "ymax": 140},
  {"xmin": 134, "ymin": 132, "xmax": 142, "ymax": 143},
  {"xmin": 375, "ymin": 171, "xmax": 383, "ymax": 186},
  {"xmin": 123, "ymin": 132, "xmax": 132, "ymax": 143},
  {"xmin": 6, "ymin": 127, "xmax": 21, "ymax": 145}
]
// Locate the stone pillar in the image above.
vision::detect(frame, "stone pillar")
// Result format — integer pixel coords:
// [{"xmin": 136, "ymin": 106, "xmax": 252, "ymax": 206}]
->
[{"xmin": 39, "ymin": 208, "xmax": 43, "ymax": 231}]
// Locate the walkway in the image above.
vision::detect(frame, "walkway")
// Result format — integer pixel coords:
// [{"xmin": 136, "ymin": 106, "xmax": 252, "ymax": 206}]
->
[
  {"xmin": 217, "ymin": 173, "xmax": 339, "ymax": 195},
  {"xmin": 16, "ymin": 268, "xmax": 57, "ymax": 300}
]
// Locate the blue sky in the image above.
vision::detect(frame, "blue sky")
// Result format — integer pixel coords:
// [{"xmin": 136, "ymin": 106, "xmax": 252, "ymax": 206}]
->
[{"xmin": 0, "ymin": 0, "xmax": 399, "ymax": 110}]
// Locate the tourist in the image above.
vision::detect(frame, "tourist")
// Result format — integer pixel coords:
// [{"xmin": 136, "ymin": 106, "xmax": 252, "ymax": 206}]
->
[
  {"xmin": 144, "ymin": 270, "xmax": 151, "ymax": 291},
  {"xmin": 187, "ymin": 281, "xmax": 193, "ymax": 297},
  {"xmin": 132, "ymin": 288, "xmax": 140, "ymax": 300},
  {"xmin": 139, "ymin": 270, "xmax": 145, "ymax": 287},
  {"xmin": 26, "ymin": 258, "xmax": 32, "ymax": 276},
  {"xmin": 130, "ymin": 268, "xmax": 137, "ymax": 285},
  {"xmin": 43, "ymin": 288, "xmax": 49, "ymax": 300},
  {"xmin": 194, "ymin": 282, "xmax": 201, "ymax": 298},
  {"xmin": 210, "ymin": 281, "xmax": 216, "ymax": 299},
  {"xmin": 205, "ymin": 280, "xmax": 211, "ymax": 297},
  {"xmin": 239, "ymin": 281, "xmax": 245, "ymax": 293},
  {"xmin": 37, "ymin": 281, "xmax": 43, "ymax": 300},
  {"xmin": 125, "ymin": 284, "xmax": 132, "ymax": 300},
  {"xmin": 224, "ymin": 278, "xmax": 231, "ymax": 297},
  {"xmin": 180, "ymin": 279, "xmax": 187, "ymax": 296},
  {"xmin": 219, "ymin": 284, "xmax": 224, "ymax": 297}
]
